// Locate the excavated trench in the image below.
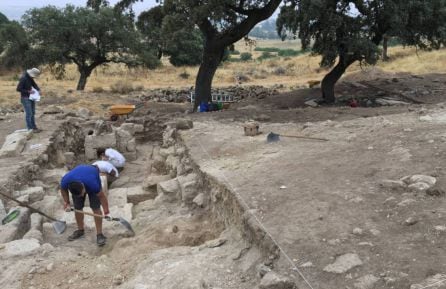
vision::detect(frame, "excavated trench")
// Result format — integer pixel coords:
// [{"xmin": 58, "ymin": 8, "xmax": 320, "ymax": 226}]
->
[{"xmin": 0, "ymin": 115, "xmax": 287, "ymax": 289}]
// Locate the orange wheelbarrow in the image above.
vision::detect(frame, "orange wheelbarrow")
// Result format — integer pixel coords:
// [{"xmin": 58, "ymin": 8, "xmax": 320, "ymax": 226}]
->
[{"xmin": 109, "ymin": 103, "xmax": 143, "ymax": 121}]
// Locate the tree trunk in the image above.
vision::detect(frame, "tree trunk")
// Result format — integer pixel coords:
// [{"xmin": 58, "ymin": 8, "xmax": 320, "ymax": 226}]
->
[
  {"xmin": 321, "ymin": 55, "xmax": 355, "ymax": 103},
  {"xmin": 193, "ymin": 47, "xmax": 225, "ymax": 111},
  {"xmin": 76, "ymin": 67, "xmax": 93, "ymax": 91},
  {"xmin": 382, "ymin": 35, "xmax": 389, "ymax": 61}
]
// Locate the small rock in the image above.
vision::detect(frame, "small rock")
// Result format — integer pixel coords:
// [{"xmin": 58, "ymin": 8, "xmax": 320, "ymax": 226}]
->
[
  {"xmin": 352, "ymin": 228, "xmax": 363, "ymax": 235},
  {"xmin": 370, "ymin": 229, "xmax": 381, "ymax": 236},
  {"xmin": 408, "ymin": 182, "xmax": 431, "ymax": 192},
  {"xmin": 46, "ymin": 263, "xmax": 54, "ymax": 272},
  {"xmin": 410, "ymin": 273, "xmax": 446, "ymax": 289},
  {"xmin": 259, "ymin": 271, "xmax": 295, "ymax": 289},
  {"xmin": 404, "ymin": 217, "xmax": 418, "ymax": 226},
  {"xmin": 257, "ymin": 264, "xmax": 272, "ymax": 278},
  {"xmin": 397, "ymin": 199, "xmax": 416, "ymax": 207},
  {"xmin": 434, "ymin": 225, "xmax": 446, "ymax": 232},
  {"xmin": 354, "ymin": 274, "xmax": 379, "ymax": 289},
  {"xmin": 192, "ymin": 193, "xmax": 205, "ymax": 207},
  {"xmin": 171, "ymin": 225, "xmax": 179, "ymax": 233},
  {"xmin": 379, "ymin": 180, "xmax": 406, "ymax": 189},
  {"xmin": 323, "ymin": 253, "xmax": 363, "ymax": 274},
  {"xmin": 409, "ymin": 175, "xmax": 436, "ymax": 186},
  {"xmin": 328, "ymin": 239, "xmax": 341, "ymax": 246},
  {"xmin": 113, "ymin": 274, "xmax": 124, "ymax": 285},
  {"xmin": 301, "ymin": 262, "xmax": 314, "ymax": 268},
  {"xmin": 426, "ymin": 186, "xmax": 446, "ymax": 197}
]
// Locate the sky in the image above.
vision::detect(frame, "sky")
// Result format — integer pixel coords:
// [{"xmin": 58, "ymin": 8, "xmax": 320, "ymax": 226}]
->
[{"xmin": 0, "ymin": 0, "xmax": 157, "ymax": 21}]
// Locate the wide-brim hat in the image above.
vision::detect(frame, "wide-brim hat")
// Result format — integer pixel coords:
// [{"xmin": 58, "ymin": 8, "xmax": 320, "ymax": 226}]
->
[{"xmin": 26, "ymin": 68, "xmax": 40, "ymax": 78}]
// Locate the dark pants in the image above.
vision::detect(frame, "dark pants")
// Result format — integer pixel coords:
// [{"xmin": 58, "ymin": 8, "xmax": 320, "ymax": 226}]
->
[{"xmin": 21, "ymin": 98, "xmax": 37, "ymax": 130}]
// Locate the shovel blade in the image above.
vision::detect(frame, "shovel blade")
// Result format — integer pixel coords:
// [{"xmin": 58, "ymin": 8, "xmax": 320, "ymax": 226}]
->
[
  {"xmin": 266, "ymin": 132, "xmax": 280, "ymax": 143},
  {"xmin": 118, "ymin": 217, "xmax": 135, "ymax": 236},
  {"xmin": 52, "ymin": 220, "xmax": 67, "ymax": 235}
]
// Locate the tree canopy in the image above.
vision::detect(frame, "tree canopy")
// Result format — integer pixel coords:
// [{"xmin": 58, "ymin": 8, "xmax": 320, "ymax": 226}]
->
[
  {"xmin": 21, "ymin": 5, "xmax": 159, "ymax": 90},
  {"xmin": 119, "ymin": 0, "xmax": 282, "ymax": 110},
  {"xmin": 0, "ymin": 21, "xmax": 32, "ymax": 69},
  {"xmin": 277, "ymin": 0, "xmax": 446, "ymax": 103}
]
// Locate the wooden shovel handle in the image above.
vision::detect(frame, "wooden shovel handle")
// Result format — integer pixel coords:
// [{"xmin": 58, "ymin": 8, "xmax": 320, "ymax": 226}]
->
[
  {"xmin": 280, "ymin": 134, "xmax": 329, "ymax": 141},
  {"xmin": 73, "ymin": 209, "xmax": 105, "ymax": 218}
]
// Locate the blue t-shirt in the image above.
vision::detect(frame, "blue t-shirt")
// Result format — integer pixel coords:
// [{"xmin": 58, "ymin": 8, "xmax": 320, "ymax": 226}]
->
[{"xmin": 60, "ymin": 165, "xmax": 101, "ymax": 195}]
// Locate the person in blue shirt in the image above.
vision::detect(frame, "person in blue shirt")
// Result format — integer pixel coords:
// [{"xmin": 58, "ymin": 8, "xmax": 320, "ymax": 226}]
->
[{"xmin": 60, "ymin": 164, "xmax": 110, "ymax": 246}]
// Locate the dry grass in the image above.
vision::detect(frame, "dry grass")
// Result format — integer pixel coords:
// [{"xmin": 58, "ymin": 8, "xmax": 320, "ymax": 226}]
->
[{"xmin": 1, "ymin": 40, "xmax": 445, "ymax": 113}]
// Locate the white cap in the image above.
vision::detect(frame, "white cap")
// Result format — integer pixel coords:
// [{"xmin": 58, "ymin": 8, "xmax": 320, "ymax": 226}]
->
[{"xmin": 26, "ymin": 68, "xmax": 40, "ymax": 78}]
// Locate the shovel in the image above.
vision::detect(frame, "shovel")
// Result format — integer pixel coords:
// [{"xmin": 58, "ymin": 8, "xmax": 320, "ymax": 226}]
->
[
  {"xmin": 71, "ymin": 208, "xmax": 135, "ymax": 236},
  {"xmin": 0, "ymin": 191, "xmax": 66, "ymax": 234},
  {"xmin": 267, "ymin": 132, "xmax": 329, "ymax": 143}
]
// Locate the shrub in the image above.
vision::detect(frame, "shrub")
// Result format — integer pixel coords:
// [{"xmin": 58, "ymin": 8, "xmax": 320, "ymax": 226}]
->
[
  {"xmin": 254, "ymin": 47, "xmax": 280, "ymax": 52},
  {"xmin": 277, "ymin": 49, "xmax": 302, "ymax": 57},
  {"xmin": 240, "ymin": 52, "xmax": 252, "ymax": 61},
  {"xmin": 179, "ymin": 71, "xmax": 190, "ymax": 79},
  {"xmin": 257, "ymin": 51, "xmax": 275, "ymax": 61},
  {"xmin": 230, "ymin": 50, "xmax": 240, "ymax": 55},
  {"xmin": 92, "ymin": 86, "xmax": 104, "ymax": 93},
  {"xmin": 110, "ymin": 81, "xmax": 135, "ymax": 94},
  {"xmin": 273, "ymin": 66, "xmax": 286, "ymax": 75}
]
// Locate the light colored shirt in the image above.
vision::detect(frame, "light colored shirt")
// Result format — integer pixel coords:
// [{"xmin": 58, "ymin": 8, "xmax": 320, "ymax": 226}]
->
[
  {"xmin": 93, "ymin": 160, "xmax": 119, "ymax": 177},
  {"xmin": 29, "ymin": 88, "xmax": 40, "ymax": 101},
  {"xmin": 105, "ymin": 148, "xmax": 126, "ymax": 168}
]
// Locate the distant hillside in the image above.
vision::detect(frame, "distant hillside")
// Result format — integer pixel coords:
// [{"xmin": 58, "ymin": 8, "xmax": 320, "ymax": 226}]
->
[{"xmin": 249, "ymin": 19, "xmax": 279, "ymax": 39}]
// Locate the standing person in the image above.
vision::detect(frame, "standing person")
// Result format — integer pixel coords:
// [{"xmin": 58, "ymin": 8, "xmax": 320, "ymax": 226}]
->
[
  {"xmin": 96, "ymin": 147, "xmax": 126, "ymax": 168},
  {"xmin": 60, "ymin": 164, "xmax": 110, "ymax": 246},
  {"xmin": 16, "ymin": 68, "xmax": 42, "ymax": 133}
]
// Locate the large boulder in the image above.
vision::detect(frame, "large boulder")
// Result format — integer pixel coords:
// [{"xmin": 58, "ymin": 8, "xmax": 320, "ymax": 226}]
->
[
  {"xmin": 177, "ymin": 173, "xmax": 199, "ymax": 204},
  {"xmin": 13, "ymin": 186, "xmax": 45, "ymax": 203},
  {"xmin": 0, "ymin": 238, "xmax": 41, "ymax": 258},
  {"xmin": 126, "ymin": 186, "xmax": 153, "ymax": 205},
  {"xmin": 0, "ymin": 207, "xmax": 30, "ymax": 243},
  {"xmin": 323, "ymin": 253, "xmax": 363, "ymax": 274},
  {"xmin": 156, "ymin": 178, "xmax": 180, "ymax": 202},
  {"xmin": 0, "ymin": 130, "xmax": 32, "ymax": 157}
]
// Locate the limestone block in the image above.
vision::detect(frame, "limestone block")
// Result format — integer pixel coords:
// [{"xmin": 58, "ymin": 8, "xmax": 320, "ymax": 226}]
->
[
  {"xmin": 33, "ymin": 196, "xmax": 60, "ymax": 220},
  {"xmin": 108, "ymin": 188, "xmax": 129, "ymax": 207},
  {"xmin": 157, "ymin": 178, "xmax": 180, "ymax": 202},
  {"xmin": 166, "ymin": 119, "xmax": 193, "ymax": 130},
  {"xmin": 127, "ymin": 186, "xmax": 153, "ymax": 205},
  {"xmin": 0, "ymin": 130, "xmax": 32, "ymax": 157},
  {"xmin": 165, "ymin": 155, "xmax": 180, "ymax": 171},
  {"xmin": 85, "ymin": 133, "xmax": 117, "ymax": 152},
  {"xmin": 142, "ymin": 175, "xmax": 171, "ymax": 192},
  {"xmin": 13, "ymin": 186, "xmax": 45, "ymax": 203},
  {"xmin": 30, "ymin": 213, "xmax": 43, "ymax": 231},
  {"xmin": 134, "ymin": 124, "xmax": 144, "ymax": 133},
  {"xmin": 0, "ymin": 207, "xmax": 30, "ymax": 243},
  {"xmin": 23, "ymin": 229, "xmax": 43, "ymax": 242},
  {"xmin": 119, "ymin": 123, "xmax": 142, "ymax": 135},
  {"xmin": 193, "ymin": 193, "xmax": 206, "ymax": 207},
  {"xmin": 1, "ymin": 238, "xmax": 41, "ymax": 258},
  {"xmin": 116, "ymin": 129, "xmax": 132, "ymax": 152},
  {"xmin": 177, "ymin": 173, "xmax": 199, "ymax": 204},
  {"xmin": 159, "ymin": 147, "xmax": 175, "ymax": 158},
  {"xmin": 127, "ymin": 138, "xmax": 136, "ymax": 152},
  {"xmin": 42, "ymin": 168, "xmax": 67, "ymax": 185}
]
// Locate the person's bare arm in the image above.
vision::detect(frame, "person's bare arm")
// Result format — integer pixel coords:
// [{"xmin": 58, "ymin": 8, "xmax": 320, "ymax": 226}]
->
[
  {"xmin": 60, "ymin": 188, "xmax": 70, "ymax": 210},
  {"xmin": 97, "ymin": 191, "xmax": 109, "ymax": 215}
]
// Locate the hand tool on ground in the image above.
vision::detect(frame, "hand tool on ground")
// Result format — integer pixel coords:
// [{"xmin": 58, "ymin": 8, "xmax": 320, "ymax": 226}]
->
[
  {"xmin": 71, "ymin": 208, "xmax": 134, "ymax": 236},
  {"xmin": 266, "ymin": 132, "xmax": 329, "ymax": 143},
  {"xmin": 0, "ymin": 191, "xmax": 66, "ymax": 234}
]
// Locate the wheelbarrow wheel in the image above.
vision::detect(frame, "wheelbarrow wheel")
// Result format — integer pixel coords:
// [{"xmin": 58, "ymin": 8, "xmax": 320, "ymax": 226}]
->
[{"xmin": 110, "ymin": 115, "xmax": 119, "ymax": 121}]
